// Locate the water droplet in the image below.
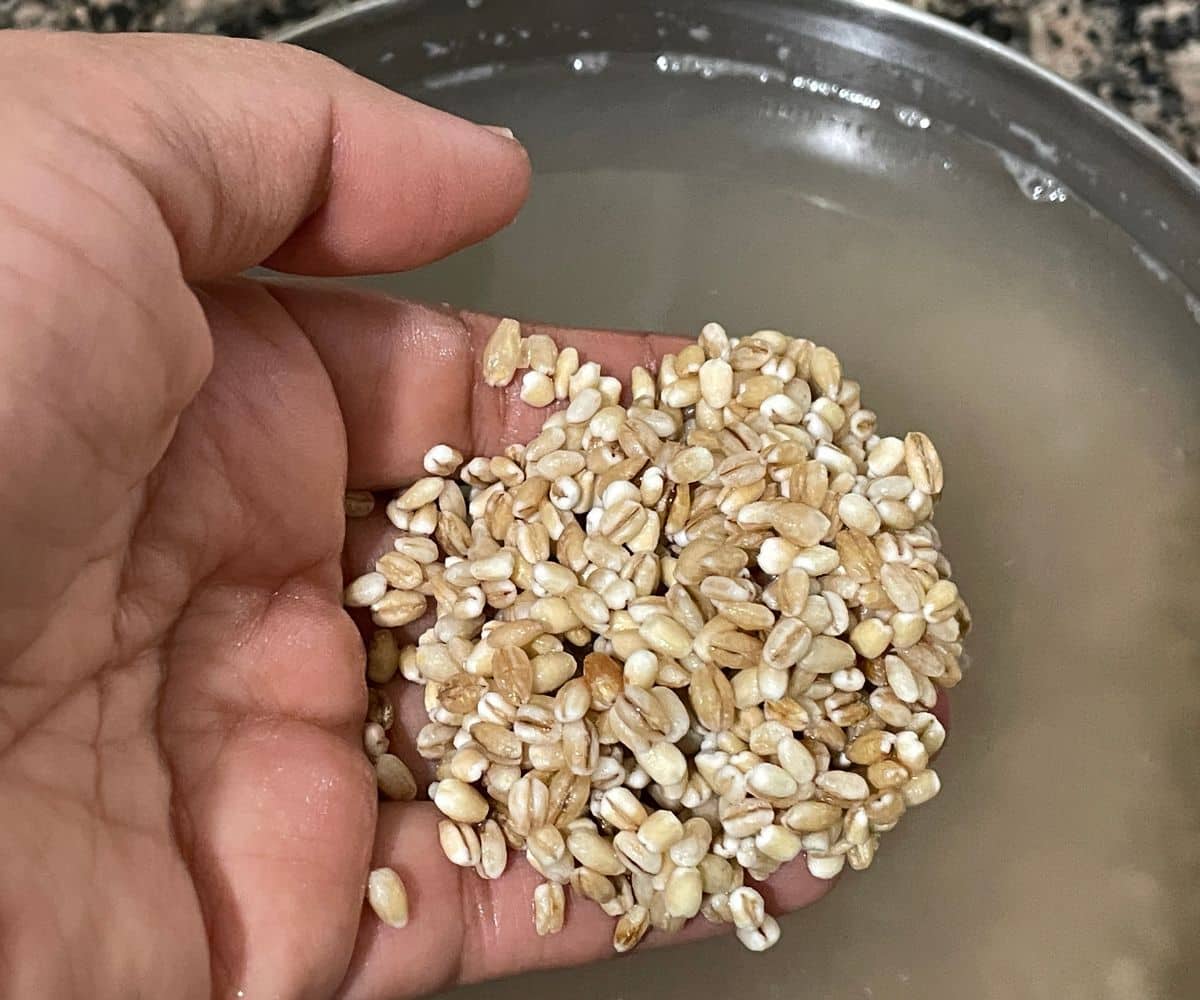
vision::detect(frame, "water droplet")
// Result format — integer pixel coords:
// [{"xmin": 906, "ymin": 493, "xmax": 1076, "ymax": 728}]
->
[
  {"xmin": 653, "ymin": 53, "xmax": 789, "ymax": 84},
  {"xmin": 895, "ymin": 106, "xmax": 930, "ymax": 130},
  {"xmin": 998, "ymin": 151, "xmax": 1069, "ymax": 203},
  {"xmin": 789, "ymin": 74, "xmax": 880, "ymax": 109},
  {"xmin": 569, "ymin": 52, "xmax": 610, "ymax": 75}
]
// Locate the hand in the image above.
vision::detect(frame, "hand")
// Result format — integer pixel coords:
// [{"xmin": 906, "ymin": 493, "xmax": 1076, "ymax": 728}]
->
[{"xmin": 0, "ymin": 32, "xmax": 833, "ymax": 1000}]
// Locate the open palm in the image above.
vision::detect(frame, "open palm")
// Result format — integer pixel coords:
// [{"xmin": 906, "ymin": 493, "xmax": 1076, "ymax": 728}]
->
[{"xmin": 0, "ymin": 33, "xmax": 832, "ymax": 1000}]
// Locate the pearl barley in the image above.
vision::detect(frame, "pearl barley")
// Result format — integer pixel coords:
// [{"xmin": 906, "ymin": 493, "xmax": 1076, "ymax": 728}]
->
[{"xmin": 350, "ymin": 321, "xmax": 969, "ymax": 954}]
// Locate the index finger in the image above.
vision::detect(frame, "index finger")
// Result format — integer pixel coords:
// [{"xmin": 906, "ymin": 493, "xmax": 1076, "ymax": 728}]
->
[{"xmin": 0, "ymin": 32, "xmax": 531, "ymax": 280}]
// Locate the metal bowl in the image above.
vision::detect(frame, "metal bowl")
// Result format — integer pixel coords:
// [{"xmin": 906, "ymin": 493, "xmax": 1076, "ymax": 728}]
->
[{"xmin": 281, "ymin": 3, "xmax": 1199, "ymax": 998}]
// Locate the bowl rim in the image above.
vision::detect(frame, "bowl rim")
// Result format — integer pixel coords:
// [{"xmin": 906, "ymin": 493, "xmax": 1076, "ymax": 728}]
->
[{"xmin": 271, "ymin": 0, "xmax": 1199, "ymax": 201}]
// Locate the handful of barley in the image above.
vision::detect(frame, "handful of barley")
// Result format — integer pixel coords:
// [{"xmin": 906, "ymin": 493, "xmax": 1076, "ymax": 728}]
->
[{"xmin": 349, "ymin": 320, "xmax": 969, "ymax": 952}]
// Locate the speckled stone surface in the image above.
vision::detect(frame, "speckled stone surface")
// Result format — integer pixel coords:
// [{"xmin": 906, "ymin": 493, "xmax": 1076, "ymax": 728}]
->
[{"xmin": 2, "ymin": 0, "xmax": 1197, "ymax": 163}]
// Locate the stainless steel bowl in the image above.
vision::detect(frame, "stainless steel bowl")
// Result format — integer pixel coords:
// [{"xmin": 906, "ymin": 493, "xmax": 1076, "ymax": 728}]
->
[{"xmin": 281, "ymin": 3, "xmax": 1199, "ymax": 998}]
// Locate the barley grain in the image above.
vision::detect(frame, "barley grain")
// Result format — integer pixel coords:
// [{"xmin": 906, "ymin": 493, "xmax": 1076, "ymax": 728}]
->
[
  {"xmin": 637, "ymin": 741, "xmax": 688, "ymax": 786},
  {"xmin": 424, "ymin": 444, "xmax": 465, "ymax": 477},
  {"xmin": 482, "ymin": 318, "xmax": 521, "ymax": 387},
  {"xmin": 662, "ymin": 865, "xmax": 702, "ymax": 918},
  {"xmin": 902, "ymin": 768, "xmax": 941, "ymax": 806},
  {"xmin": 367, "ymin": 868, "xmax": 410, "ymax": 929},
  {"xmin": 434, "ymin": 778, "xmax": 490, "ymax": 823},
  {"xmin": 344, "ymin": 490, "xmax": 375, "ymax": 517},
  {"xmin": 344, "ymin": 572, "xmax": 387, "ymax": 608},
  {"xmin": 613, "ymin": 904, "xmax": 651, "ymax": 952},
  {"xmin": 520, "ymin": 371, "xmax": 556, "ymax": 407},
  {"xmin": 367, "ymin": 629, "xmax": 400, "ymax": 684},
  {"xmin": 904, "ymin": 431, "xmax": 944, "ymax": 495},
  {"xmin": 533, "ymin": 881, "xmax": 566, "ymax": 935},
  {"xmin": 806, "ymin": 853, "xmax": 846, "ymax": 880},
  {"xmin": 439, "ymin": 820, "xmax": 482, "ymax": 867},
  {"xmin": 363, "ymin": 722, "xmax": 389, "ymax": 761},
  {"xmin": 370, "ymin": 590, "xmax": 427, "ymax": 628},
  {"xmin": 352, "ymin": 319, "xmax": 968, "ymax": 955},
  {"xmin": 567, "ymin": 828, "xmax": 626, "ymax": 876},
  {"xmin": 376, "ymin": 753, "xmax": 418, "ymax": 801},
  {"xmin": 815, "ymin": 770, "xmax": 869, "ymax": 802}
]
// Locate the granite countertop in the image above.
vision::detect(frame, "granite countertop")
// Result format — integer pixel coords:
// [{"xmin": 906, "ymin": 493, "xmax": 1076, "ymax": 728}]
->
[{"xmin": 1, "ymin": 0, "xmax": 1197, "ymax": 163}]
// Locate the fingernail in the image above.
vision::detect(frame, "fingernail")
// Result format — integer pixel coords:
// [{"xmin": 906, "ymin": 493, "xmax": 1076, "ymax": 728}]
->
[{"xmin": 482, "ymin": 124, "xmax": 517, "ymax": 141}]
